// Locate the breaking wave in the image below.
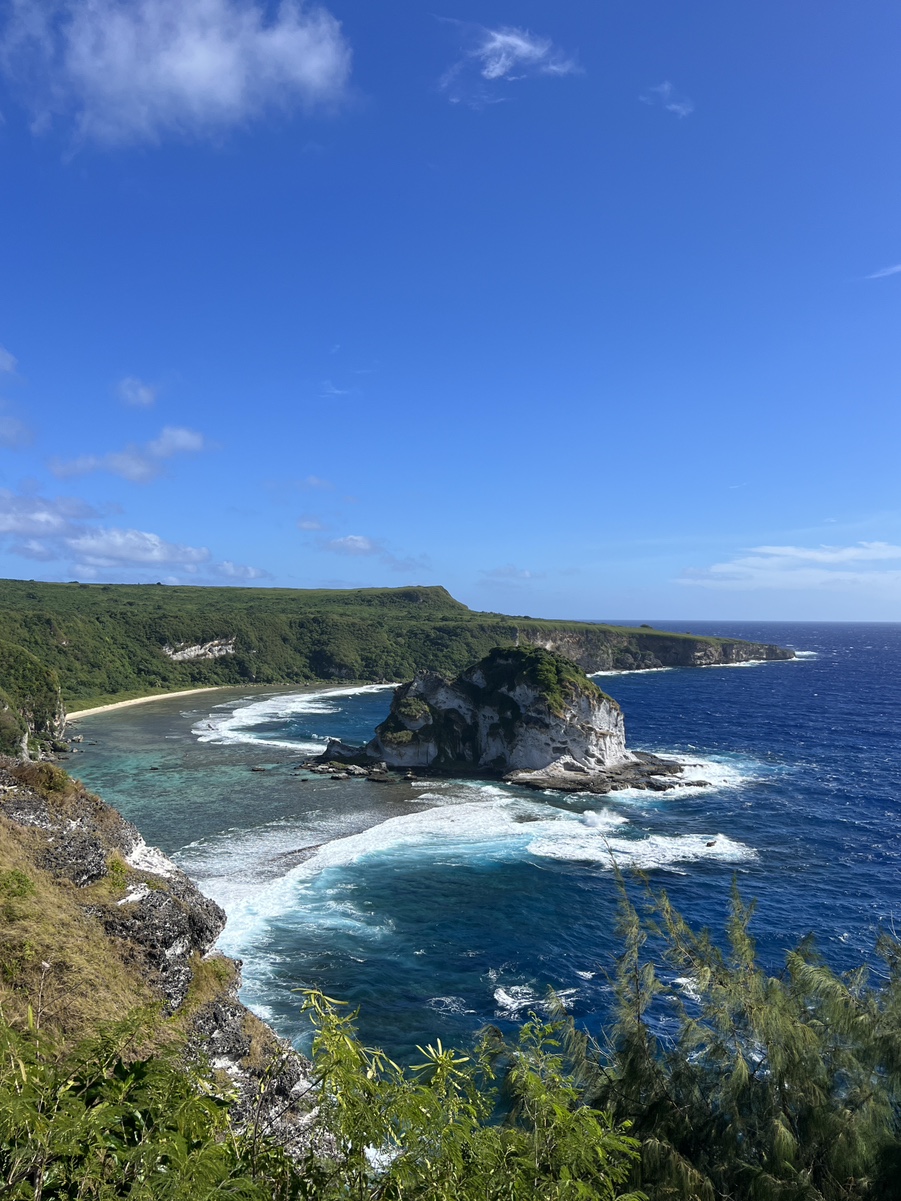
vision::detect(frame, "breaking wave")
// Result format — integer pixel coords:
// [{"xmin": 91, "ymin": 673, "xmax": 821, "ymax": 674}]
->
[{"xmin": 192, "ymin": 684, "xmax": 397, "ymax": 751}]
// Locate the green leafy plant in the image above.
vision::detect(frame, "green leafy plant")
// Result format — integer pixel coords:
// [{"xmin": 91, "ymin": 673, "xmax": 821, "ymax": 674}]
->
[{"xmin": 566, "ymin": 878, "xmax": 901, "ymax": 1201}]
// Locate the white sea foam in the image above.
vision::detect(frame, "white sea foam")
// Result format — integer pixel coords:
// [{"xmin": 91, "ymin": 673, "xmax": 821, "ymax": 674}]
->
[
  {"xmin": 600, "ymin": 752, "xmax": 760, "ymax": 801},
  {"xmin": 493, "ymin": 984, "xmax": 578, "ymax": 1017},
  {"xmin": 192, "ymin": 684, "xmax": 396, "ymax": 750},
  {"xmin": 211, "ymin": 787, "xmax": 756, "ymax": 963},
  {"xmin": 590, "ymin": 667, "xmax": 674, "ymax": 678},
  {"xmin": 792, "ymin": 650, "xmax": 818, "ymax": 659},
  {"xmin": 428, "ymin": 995, "xmax": 475, "ymax": 1015},
  {"xmin": 527, "ymin": 829, "xmax": 753, "ymax": 868}
]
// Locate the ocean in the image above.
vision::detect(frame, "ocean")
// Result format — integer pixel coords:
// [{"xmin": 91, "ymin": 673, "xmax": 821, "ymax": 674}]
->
[{"xmin": 70, "ymin": 622, "xmax": 901, "ymax": 1060}]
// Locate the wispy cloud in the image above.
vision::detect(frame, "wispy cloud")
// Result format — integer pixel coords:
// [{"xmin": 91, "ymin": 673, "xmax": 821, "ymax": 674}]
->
[
  {"xmin": 297, "ymin": 514, "xmax": 326, "ymax": 531},
  {"xmin": 0, "ymin": 347, "xmax": 17, "ymax": 374},
  {"xmin": 0, "ymin": 407, "xmax": 33, "ymax": 449},
  {"xmin": 50, "ymin": 425, "xmax": 207, "ymax": 483},
  {"xmin": 441, "ymin": 23, "xmax": 579, "ymax": 106},
  {"xmin": 0, "ymin": 0, "xmax": 352, "ymax": 146},
  {"xmin": 0, "ymin": 486, "xmax": 269, "ymax": 582},
  {"xmin": 640, "ymin": 81, "xmax": 694, "ymax": 118},
  {"xmin": 0, "ymin": 489, "xmax": 98, "ymax": 540},
  {"xmin": 681, "ymin": 541, "xmax": 901, "ymax": 592},
  {"xmin": 319, "ymin": 379, "xmax": 353, "ymax": 398},
  {"xmin": 867, "ymin": 263, "xmax": 901, "ymax": 280},
  {"xmin": 0, "ymin": 487, "xmax": 204, "ymax": 569},
  {"xmin": 321, "ymin": 533, "xmax": 428, "ymax": 575},
  {"xmin": 480, "ymin": 563, "xmax": 545, "ymax": 582},
  {"xmin": 117, "ymin": 375, "xmax": 157, "ymax": 406},
  {"xmin": 300, "ymin": 475, "xmax": 334, "ymax": 490},
  {"xmin": 213, "ymin": 559, "xmax": 271, "ymax": 580}
]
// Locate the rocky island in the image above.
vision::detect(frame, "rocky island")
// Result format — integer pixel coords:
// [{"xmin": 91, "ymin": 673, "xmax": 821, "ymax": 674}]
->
[{"xmin": 318, "ymin": 645, "xmax": 691, "ymax": 794}]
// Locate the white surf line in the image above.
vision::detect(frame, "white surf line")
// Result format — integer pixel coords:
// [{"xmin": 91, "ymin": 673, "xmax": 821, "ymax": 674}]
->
[{"xmin": 194, "ymin": 682, "xmax": 398, "ymax": 748}]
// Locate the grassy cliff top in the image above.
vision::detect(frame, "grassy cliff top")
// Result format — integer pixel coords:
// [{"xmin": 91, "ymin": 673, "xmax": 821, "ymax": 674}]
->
[
  {"xmin": 0, "ymin": 579, "xmax": 468, "ymax": 618},
  {"xmin": 0, "ymin": 578, "xmax": 735, "ymax": 643}
]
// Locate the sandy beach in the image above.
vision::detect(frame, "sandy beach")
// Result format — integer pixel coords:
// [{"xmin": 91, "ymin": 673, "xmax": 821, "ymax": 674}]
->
[{"xmin": 67, "ymin": 687, "xmax": 232, "ymax": 721}]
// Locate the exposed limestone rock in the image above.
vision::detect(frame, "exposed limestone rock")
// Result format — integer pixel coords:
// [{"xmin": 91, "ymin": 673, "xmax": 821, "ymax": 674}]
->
[
  {"xmin": 320, "ymin": 646, "xmax": 699, "ymax": 794},
  {"xmin": 162, "ymin": 636, "xmax": 236, "ymax": 662}
]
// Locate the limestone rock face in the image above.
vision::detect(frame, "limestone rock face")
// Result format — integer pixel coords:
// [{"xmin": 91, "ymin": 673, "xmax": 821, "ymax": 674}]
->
[{"xmin": 367, "ymin": 646, "xmax": 632, "ymax": 777}]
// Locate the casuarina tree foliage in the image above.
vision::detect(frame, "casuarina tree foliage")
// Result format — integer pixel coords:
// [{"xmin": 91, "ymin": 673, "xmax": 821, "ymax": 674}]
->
[{"xmin": 5, "ymin": 882, "xmax": 901, "ymax": 1198}]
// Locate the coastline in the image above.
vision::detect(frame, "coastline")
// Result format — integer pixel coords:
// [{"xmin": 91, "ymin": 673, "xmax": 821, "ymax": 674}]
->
[{"xmin": 67, "ymin": 686, "xmax": 234, "ymax": 721}]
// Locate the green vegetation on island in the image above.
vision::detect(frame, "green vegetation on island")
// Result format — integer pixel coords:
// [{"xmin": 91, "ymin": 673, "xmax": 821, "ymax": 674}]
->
[{"xmin": 471, "ymin": 644, "xmax": 609, "ymax": 716}]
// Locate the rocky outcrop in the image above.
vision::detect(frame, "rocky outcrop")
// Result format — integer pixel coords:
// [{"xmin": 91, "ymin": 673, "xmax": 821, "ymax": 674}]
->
[
  {"xmin": 322, "ymin": 646, "xmax": 694, "ymax": 794},
  {"xmin": 369, "ymin": 647, "xmax": 630, "ymax": 774},
  {"xmin": 0, "ymin": 639, "xmax": 65, "ymax": 756},
  {"xmin": 0, "ymin": 758, "xmax": 315, "ymax": 1151},
  {"xmin": 163, "ymin": 637, "xmax": 236, "ymax": 662}
]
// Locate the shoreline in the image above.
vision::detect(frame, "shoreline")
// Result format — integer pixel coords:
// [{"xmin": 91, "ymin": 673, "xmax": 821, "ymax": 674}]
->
[
  {"xmin": 67, "ymin": 686, "xmax": 235, "ymax": 721},
  {"xmin": 66, "ymin": 679, "xmax": 399, "ymax": 723}
]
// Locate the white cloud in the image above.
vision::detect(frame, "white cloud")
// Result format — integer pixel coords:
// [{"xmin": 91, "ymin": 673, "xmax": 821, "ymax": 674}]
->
[
  {"xmin": 146, "ymin": 426, "xmax": 206, "ymax": 456},
  {"xmin": 641, "ymin": 81, "xmax": 694, "ymax": 118},
  {"xmin": 50, "ymin": 425, "xmax": 207, "ymax": 482},
  {"xmin": 300, "ymin": 474, "xmax": 333, "ymax": 490},
  {"xmin": 214, "ymin": 559, "xmax": 271, "ymax": 579},
  {"xmin": 297, "ymin": 514, "xmax": 326, "ymax": 530},
  {"xmin": 681, "ymin": 541, "xmax": 901, "ymax": 593},
  {"xmin": 117, "ymin": 375, "xmax": 157, "ymax": 406},
  {"xmin": 327, "ymin": 534, "xmax": 376, "ymax": 555},
  {"xmin": 321, "ymin": 533, "xmax": 428, "ymax": 574},
  {"xmin": 1, "ymin": 0, "xmax": 352, "ymax": 146},
  {"xmin": 481, "ymin": 563, "xmax": 544, "ymax": 582},
  {"xmin": 867, "ymin": 263, "xmax": 901, "ymax": 280},
  {"xmin": 10, "ymin": 538, "xmax": 58, "ymax": 561},
  {"xmin": 0, "ymin": 489, "xmax": 96, "ymax": 538},
  {"xmin": 0, "ymin": 347, "xmax": 17, "ymax": 373},
  {"xmin": 320, "ymin": 379, "xmax": 352, "ymax": 398},
  {"xmin": 66, "ymin": 527, "xmax": 210, "ymax": 567},
  {"xmin": 0, "ymin": 485, "xmax": 263, "ymax": 580},
  {"xmin": 441, "ymin": 23, "xmax": 579, "ymax": 106}
]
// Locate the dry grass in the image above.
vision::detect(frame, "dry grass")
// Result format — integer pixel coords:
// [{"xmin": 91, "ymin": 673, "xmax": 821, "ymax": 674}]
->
[{"xmin": 0, "ymin": 816, "xmax": 155, "ymax": 1043}]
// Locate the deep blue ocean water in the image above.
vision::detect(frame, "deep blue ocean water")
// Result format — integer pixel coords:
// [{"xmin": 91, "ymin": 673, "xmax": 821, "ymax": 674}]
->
[{"xmin": 72, "ymin": 623, "xmax": 901, "ymax": 1060}]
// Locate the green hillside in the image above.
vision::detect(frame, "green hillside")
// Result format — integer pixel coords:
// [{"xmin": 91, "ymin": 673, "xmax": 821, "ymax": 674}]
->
[{"xmin": 0, "ymin": 578, "xmax": 792, "ymax": 712}]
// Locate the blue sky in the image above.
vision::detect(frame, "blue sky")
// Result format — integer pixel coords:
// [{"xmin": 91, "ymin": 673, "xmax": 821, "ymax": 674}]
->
[{"xmin": 1, "ymin": 0, "xmax": 900, "ymax": 621}]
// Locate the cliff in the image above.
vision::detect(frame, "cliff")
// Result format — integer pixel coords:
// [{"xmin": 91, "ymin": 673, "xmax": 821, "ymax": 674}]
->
[
  {"xmin": 517, "ymin": 625, "xmax": 794, "ymax": 671},
  {"xmin": 0, "ymin": 639, "xmax": 65, "ymax": 757},
  {"xmin": 0, "ymin": 758, "xmax": 313, "ymax": 1152},
  {"xmin": 0, "ymin": 579, "xmax": 793, "ymax": 713},
  {"xmin": 326, "ymin": 646, "xmax": 687, "ymax": 793}
]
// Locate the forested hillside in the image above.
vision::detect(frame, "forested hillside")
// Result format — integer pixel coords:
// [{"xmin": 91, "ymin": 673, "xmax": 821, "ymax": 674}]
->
[{"xmin": 0, "ymin": 579, "xmax": 792, "ymax": 711}]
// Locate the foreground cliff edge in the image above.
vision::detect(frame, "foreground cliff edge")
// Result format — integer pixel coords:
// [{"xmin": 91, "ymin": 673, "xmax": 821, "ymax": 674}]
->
[
  {"xmin": 0, "ymin": 757, "xmax": 316, "ymax": 1155},
  {"xmin": 317, "ymin": 645, "xmax": 694, "ymax": 794}
]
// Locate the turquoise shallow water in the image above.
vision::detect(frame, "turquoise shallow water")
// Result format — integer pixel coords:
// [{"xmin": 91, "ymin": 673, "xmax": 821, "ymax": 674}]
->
[{"xmin": 71, "ymin": 623, "xmax": 901, "ymax": 1059}]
